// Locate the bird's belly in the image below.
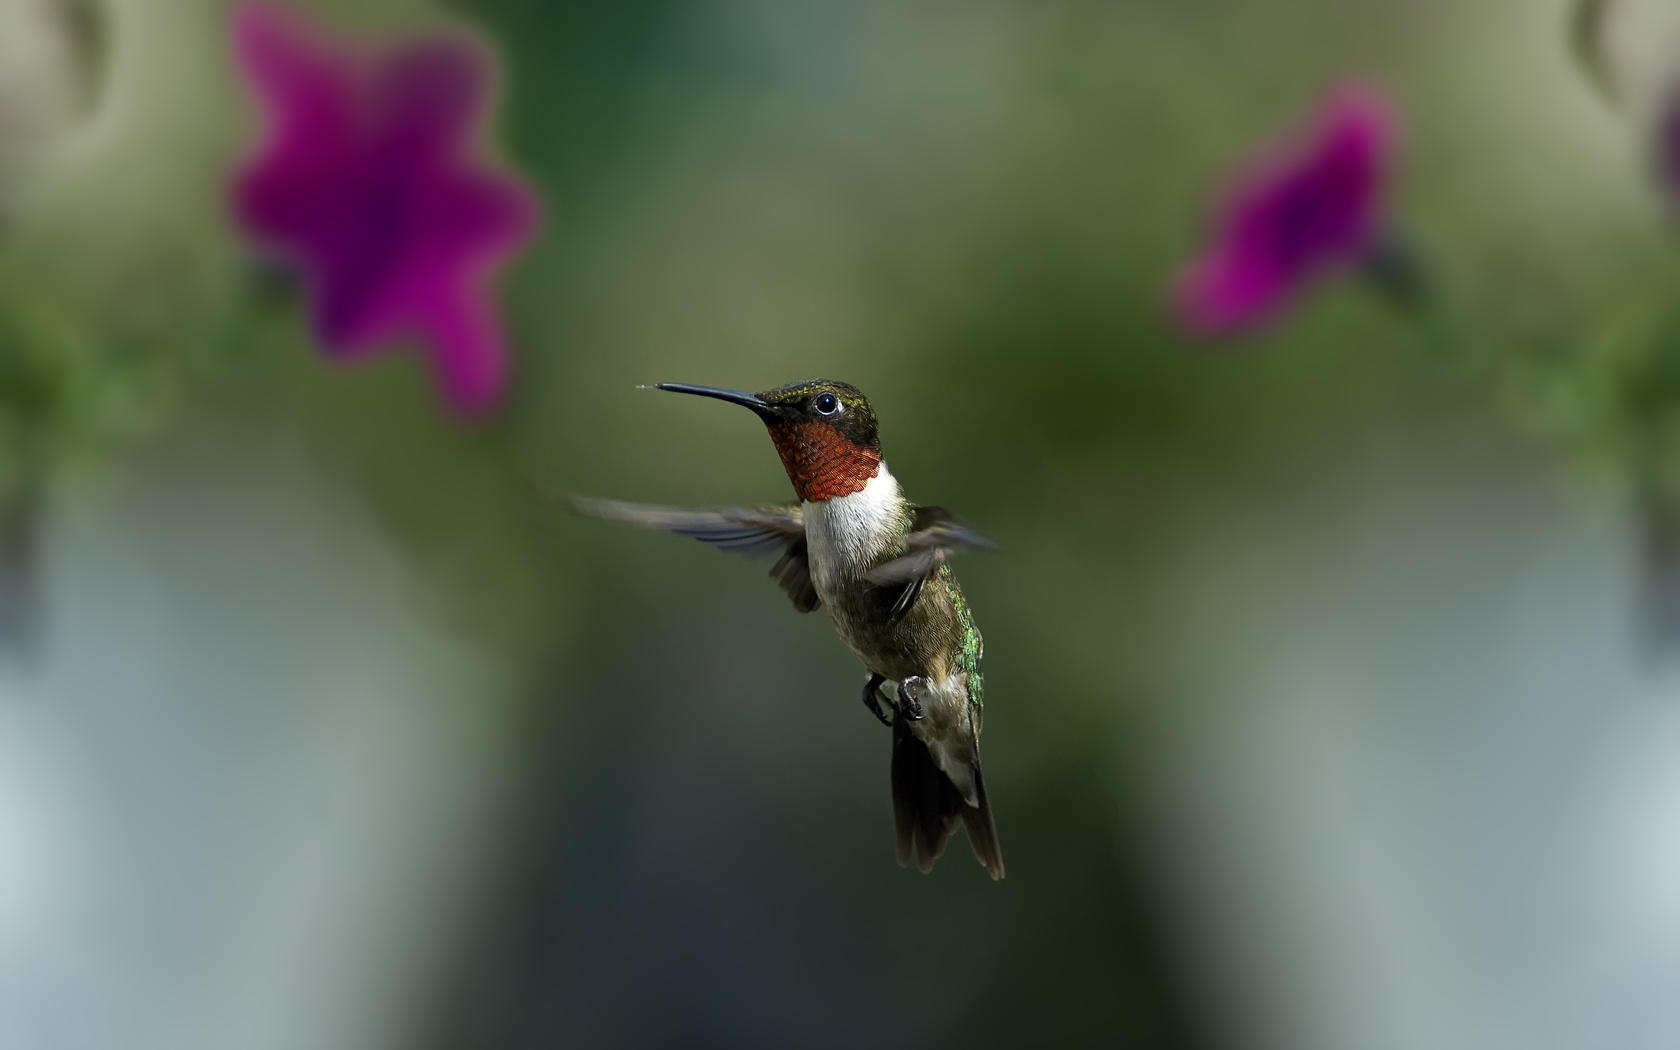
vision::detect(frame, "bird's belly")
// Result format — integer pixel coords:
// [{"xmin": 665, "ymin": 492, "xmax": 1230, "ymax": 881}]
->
[
  {"xmin": 823, "ymin": 587, "xmax": 919, "ymax": 679},
  {"xmin": 906, "ymin": 672, "xmax": 980, "ymax": 804},
  {"xmin": 823, "ymin": 581, "xmax": 980, "ymax": 801}
]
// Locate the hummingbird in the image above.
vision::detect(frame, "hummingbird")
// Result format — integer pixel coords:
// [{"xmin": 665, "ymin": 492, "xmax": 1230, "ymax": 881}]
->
[{"xmin": 577, "ymin": 379, "xmax": 1004, "ymax": 879}]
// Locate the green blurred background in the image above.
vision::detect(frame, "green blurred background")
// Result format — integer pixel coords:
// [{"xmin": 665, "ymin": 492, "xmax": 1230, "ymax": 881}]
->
[{"xmin": 5, "ymin": 0, "xmax": 1680, "ymax": 1048}]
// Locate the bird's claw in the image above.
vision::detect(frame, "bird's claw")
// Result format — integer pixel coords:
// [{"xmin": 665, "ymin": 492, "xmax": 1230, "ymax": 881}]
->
[
  {"xmin": 861, "ymin": 673, "xmax": 893, "ymax": 727},
  {"xmin": 897, "ymin": 676, "xmax": 926, "ymax": 722}
]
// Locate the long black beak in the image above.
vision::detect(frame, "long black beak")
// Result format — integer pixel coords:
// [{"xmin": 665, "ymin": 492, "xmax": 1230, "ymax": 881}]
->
[{"xmin": 646, "ymin": 383, "xmax": 775, "ymax": 419}]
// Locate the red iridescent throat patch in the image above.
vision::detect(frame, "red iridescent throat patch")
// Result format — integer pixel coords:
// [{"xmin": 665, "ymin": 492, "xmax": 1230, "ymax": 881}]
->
[{"xmin": 768, "ymin": 421, "xmax": 881, "ymax": 502}]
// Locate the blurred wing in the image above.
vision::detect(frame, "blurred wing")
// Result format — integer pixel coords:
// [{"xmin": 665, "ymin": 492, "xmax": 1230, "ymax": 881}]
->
[
  {"xmin": 865, "ymin": 506, "xmax": 997, "ymax": 620},
  {"xmin": 573, "ymin": 497, "xmax": 819, "ymax": 612}
]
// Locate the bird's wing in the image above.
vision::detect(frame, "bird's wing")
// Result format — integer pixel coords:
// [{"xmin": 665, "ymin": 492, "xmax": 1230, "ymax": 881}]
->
[
  {"xmin": 865, "ymin": 505, "xmax": 997, "ymax": 619},
  {"xmin": 573, "ymin": 497, "xmax": 819, "ymax": 612}
]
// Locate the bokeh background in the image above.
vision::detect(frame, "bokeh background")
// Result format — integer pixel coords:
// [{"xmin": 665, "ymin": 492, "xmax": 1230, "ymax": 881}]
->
[{"xmin": 6, "ymin": 0, "xmax": 1680, "ymax": 1047}]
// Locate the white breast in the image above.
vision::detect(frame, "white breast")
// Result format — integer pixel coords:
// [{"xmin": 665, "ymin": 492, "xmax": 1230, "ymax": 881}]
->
[{"xmin": 803, "ymin": 463, "xmax": 902, "ymax": 594}]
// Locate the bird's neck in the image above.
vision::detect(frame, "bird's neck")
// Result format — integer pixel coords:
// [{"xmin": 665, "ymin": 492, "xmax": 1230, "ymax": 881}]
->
[
  {"xmin": 803, "ymin": 463, "xmax": 907, "ymax": 586},
  {"xmin": 767, "ymin": 420, "xmax": 882, "ymax": 503}
]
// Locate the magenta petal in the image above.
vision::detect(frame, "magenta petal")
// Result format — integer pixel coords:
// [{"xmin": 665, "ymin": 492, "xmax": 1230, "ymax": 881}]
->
[
  {"xmin": 420, "ymin": 288, "xmax": 510, "ymax": 414},
  {"xmin": 1659, "ymin": 86, "xmax": 1680, "ymax": 205},
  {"xmin": 229, "ymin": 2, "xmax": 538, "ymax": 415},
  {"xmin": 1174, "ymin": 85, "xmax": 1395, "ymax": 337}
]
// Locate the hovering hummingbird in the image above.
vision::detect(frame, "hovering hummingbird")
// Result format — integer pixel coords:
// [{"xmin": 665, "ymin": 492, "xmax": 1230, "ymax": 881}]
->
[{"xmin": 577, "ymin": 379, "xmax": 1004, "ymax": 879}]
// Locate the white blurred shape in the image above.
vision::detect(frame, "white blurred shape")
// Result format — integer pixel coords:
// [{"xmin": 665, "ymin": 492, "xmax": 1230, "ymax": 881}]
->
[
  {"xmin": 0, "ymin": 436, "xmax": 512, "ymax": 1050},
  {"xmin": 0, "ymin": 696, "xmax": 72, "ymax": 936},
  {"xmin": 0, "ymin": 0, "xmax": 96, "ymax": 205},
  {"xmin": 1155, "ymin": 435, "xmax": 1680, "ymax": 1050},
  {"xmin": 1595, "ymin": 691, "xmax": 1680, "ymax": 948},
  {"xmin": 1593, "ymin": 0, "xmax": 1680, "ymax": 117}
]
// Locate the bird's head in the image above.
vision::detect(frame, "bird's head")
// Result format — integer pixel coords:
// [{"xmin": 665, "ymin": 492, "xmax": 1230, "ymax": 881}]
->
[{"xmin": 651, "ymin": 379, "xmax": 881, "ymax": 502}]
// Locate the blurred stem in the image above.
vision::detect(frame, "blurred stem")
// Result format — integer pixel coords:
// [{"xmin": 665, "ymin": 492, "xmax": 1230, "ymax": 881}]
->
[
  {"xmin": 0, "ymin": 487, "xmax": 40, "ymax": 657},
  {"xmin": 1358, "ymin": 229, "xmax": 1464, "ymax": 357},
  {"xmin": 1570, "ymin": 0, "xmax": 1621, "ymax": 108}
]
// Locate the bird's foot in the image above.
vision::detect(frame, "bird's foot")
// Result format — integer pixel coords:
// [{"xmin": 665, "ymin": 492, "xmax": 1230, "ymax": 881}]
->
[
  {"xmin": 897, "ymin": 676, "xmax": 926, "ymax": 722},
  {"xmin": 860, "ymin": 673, "xmax": 892, "ymax": 727}
]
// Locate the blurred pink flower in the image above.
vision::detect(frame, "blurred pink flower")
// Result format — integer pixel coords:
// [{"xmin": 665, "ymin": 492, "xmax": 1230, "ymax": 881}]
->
[
  {"xmin": 230, "ymin": 3, "xmax": 538, "ymax": 415},
  {"xmin": 1659, "ymin": 89, "xmax": 1680, "ymax": 205},
  {"xmin": 1173, "ymin": 86, "xmax": 1394, "ymax": 337}
]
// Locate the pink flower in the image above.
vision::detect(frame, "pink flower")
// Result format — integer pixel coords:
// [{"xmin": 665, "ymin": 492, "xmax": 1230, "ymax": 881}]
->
[
  {"xmin": 230, "ymin": 3, "xmax": 538, "ymax": 415},
  {"xmin": 1173, "ymin": 86, "xmax": 1395, "ymax": 337}
]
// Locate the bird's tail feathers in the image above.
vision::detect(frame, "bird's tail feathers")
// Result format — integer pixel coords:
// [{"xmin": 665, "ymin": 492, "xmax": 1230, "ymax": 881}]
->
[{"xmin": 890, "ymin": 718, "xmax": 1004, "ymax": 880}]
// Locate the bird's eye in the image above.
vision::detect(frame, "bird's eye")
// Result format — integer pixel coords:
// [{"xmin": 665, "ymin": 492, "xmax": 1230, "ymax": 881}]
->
[{"xmin": 813, "ymin": 393, "xmax": 840, "ymax": 415}]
